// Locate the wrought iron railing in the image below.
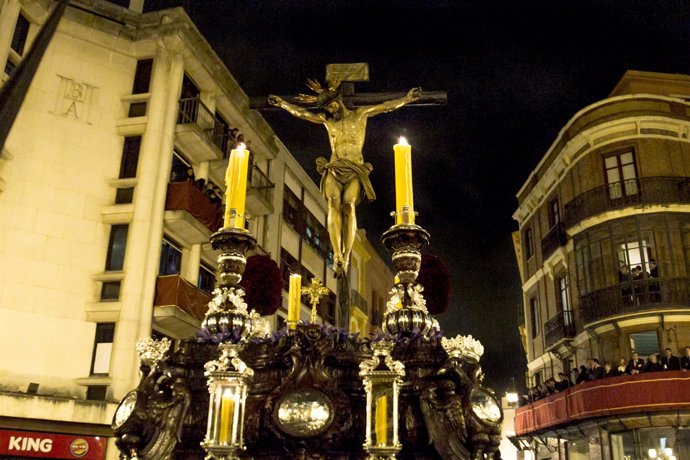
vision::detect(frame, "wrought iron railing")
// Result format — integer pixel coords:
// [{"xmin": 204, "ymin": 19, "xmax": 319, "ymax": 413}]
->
[
  {"xmin": 541, "ymin": 222, "xmax": 567, "ymax": 259},
  {"xmin": 579, "ymin": 277, "xmax": 690, "ymax": 324},
  {"xmin": 249, "ymin": 165, "xmax": 275, "ymax": 203},
  {"xmin": 178, "ymin": 97, "xmax": 238, "ymax": 157},
  {"xmin": 544, "ymin": 310, "xmax": 576, "ymax": 348},
  {"xmin": 564, "ymin": 176, "xmax": 690, "ymax": 227}
]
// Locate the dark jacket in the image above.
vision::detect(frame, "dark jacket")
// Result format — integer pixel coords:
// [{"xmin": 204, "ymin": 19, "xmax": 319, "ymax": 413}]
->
[
  {"xmin": 625, "ymin": 358, "xmax": 645, "ymax": 374},
  {"xmin": 661, "ymin": 355, "xmax": 681, "ymax": 371}
]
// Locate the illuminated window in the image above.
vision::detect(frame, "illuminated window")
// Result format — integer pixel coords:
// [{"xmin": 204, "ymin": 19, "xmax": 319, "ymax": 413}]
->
[{"xmin": 604, "ymin": 150, "xmax": 638, "ymax": 199}]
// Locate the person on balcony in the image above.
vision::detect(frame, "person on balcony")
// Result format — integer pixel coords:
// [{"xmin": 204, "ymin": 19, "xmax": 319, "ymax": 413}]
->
[
  {"xmin": 555, "ymin": 372, "xmax": 571, "ymax": 391},
  {"xmin": 681, "ymin": 346, "xmax": 690, "ymax": 371},
  {"xmin": 661, "ymin": 347, "xmax": 680, "ymax": 371},
  {"xmin": 603, "ymin": 361, "xmax": 617, "ymax": 378},
  {"xmin": 588, "ymin": 358, "xmax": 605, "ymax": 380},
  {"xmin": 618, "ymin": 263, "xmax": 633, "ymax": 305},
  {"xmin": 615, "ymin": 358, "xmax": 627, "ymax": 376},
  {"xmin": 575, "ymin": 365, "xmax": 589, "ymax": 384},
  {"xmin": 648, "ymin": 258, "xmax": 661, "ymax": 302},
  {"xmin": 625, "ymin": 351, "xmax": 645, "ymax": 375},
  {"xmin": 644, "ymin": 353, "xmax": 663, "ymax": 373}
]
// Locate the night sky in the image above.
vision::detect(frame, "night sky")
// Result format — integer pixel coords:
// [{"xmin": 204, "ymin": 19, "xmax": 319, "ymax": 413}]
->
[{"xmin": 148, "ymin": 0, "xmax": 690, "ymax": 393}]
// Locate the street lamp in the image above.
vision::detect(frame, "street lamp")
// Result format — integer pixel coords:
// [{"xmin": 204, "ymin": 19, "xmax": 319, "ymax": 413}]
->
[{"xmin": 506, "ymin": 377, "xmax": 519, "ymax": 406}]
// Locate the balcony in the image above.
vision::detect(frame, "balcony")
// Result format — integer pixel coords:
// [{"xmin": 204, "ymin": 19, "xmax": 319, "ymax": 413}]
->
[
  {"xmin": 579, "ymin": 277, "xmax": 690, "ymax": 324},
  {"xmin": 175, "ymin": 97, "xmax": 236, "ymax": 162},
  {"xmin": 153, "ymin": 275, "xmax": 211, "ymax": 337},
  {"xmin": 514, "ymin": 371, "xmax": 690, "ymax": 436},
  {"xmin": 164, "ymin": 181, "xmax": 223, "ymax": 244},
  {"xmin": 350, "ymin": 289, "xmax": 369, "ymax": 313},
  {"xmin": 540, "ymin": 222, "xmax": 567, "ymax": 259},
  {"xmin": 544, "ymin": 310, "xmax": 575, "ymax": 348},
  {"xmin": 564, "ymin": 176, "xmax": 690, "ymax": 228},
  {"xmin": 246, "ymin": 165, "xmax": 275, "ymax": 215}
]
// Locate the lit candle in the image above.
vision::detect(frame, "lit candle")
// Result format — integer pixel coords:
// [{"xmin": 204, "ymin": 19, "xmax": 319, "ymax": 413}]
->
[
  {"xmin": 374, "ymin": 394, "xmax": 388, "ymax": 446},
  {"xmin": 287, "ymin": 274, "xmax": 301, "ymax": 329},
  {"xmin": 393, "ymin": 137, "xmax": 414, "ymax": 225},
  {"xmin": 224, "ymin": 143, "xmax": 250, "ymax": 229},
  {"xmin": 218, "ymin": 388, "xmax": 234, "ymax": 444}
]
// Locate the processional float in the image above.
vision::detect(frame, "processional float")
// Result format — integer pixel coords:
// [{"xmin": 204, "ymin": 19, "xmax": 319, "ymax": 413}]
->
[{"xmin": 112, "ymin": 64, "xmax": 504, "ymax": 460}]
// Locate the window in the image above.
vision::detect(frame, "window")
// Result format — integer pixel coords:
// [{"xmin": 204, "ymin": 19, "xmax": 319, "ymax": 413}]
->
[
  {"xmin": 100, "ymin": 281, "xmax": 121, "ymax": 301},
  {"xmin": 548, "ymin": 197, "xmax": 560, "ymax": 228},
  {"xmin": 10, "ymin": 13, "xmax": 30, "ymax": 56},
  {"xmin": 159, "ymin": 238, "xmax": 182, "ymax": 276},
  {"xmin": 131, "ymin": 59, "xmax": 153, "ymax": 94},
  {"xmin": 556, "ymin": 274, "xmax": 572, "ymax": 326},
  {"xmin": 198, "ymin": 263, "xmax": 215, "ymax": 294},
  {"xmin": 280, "ymin": 248, "xmax": 300, "ymax": 291},
  {"xmin": 128, "ymin": 59, "xmax": 153, "ymax": 116},
  {"xmin": 321, "ymin": 291, "xmax": 337, "ymax": 325},
  {"xmin": 170, "ymin": 151, "xmax": 193, "ymax": 183},
  {"xmin": 529, "ymin": 297, "xmax": 540, "ymax": 338},
  {"xmin": 105, "ymin": 225, "xmax": 128, "ymax": 271},
  {"xmin": 86, "ymin": 386, "xmax": 107, "ymax": 401},
  {"xmin": 91, "ymin": 323, "xmax": 115, "ymax": 375},
  {"xmin": 282, "ymin": 186, "xmax": 302, "ymax": 231},
  {"xmin": 604, "ymin": 150, "xmax": 638, "ymax": 199},
  {"xmin": 629, "ymin": 330, "xmax": 659, "ymax": 357},
  {"xmin": 524, "ymin": 227, "xmax": 534, "ymax": 259},
  {"xmin": 115, "ymin": 188, "xmax": 134, "ymax": 204},
  {"xmin": 119, "ymin": 137, "xmax": 141, "ymax": 179}
]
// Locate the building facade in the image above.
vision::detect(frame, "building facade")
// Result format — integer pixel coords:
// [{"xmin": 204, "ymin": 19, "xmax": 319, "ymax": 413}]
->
[
  {"xmin": 512, "ymin": 70, "xmax": 690, "ymax": 459},
  {"xmin": 0, "ymin": 1, "xmax": 392, "ymax": 458}
]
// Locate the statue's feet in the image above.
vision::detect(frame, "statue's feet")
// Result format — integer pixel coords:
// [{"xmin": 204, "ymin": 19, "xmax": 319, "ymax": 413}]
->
[{"xmin": 333, "ymin": 257, "xmax": 345, "ymax": 278}]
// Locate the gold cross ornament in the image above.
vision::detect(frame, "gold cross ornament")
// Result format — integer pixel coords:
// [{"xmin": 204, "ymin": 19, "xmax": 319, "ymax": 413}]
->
[{"xmin": 301, "ymin": 278, "xmax": 330, "ymax": 323}]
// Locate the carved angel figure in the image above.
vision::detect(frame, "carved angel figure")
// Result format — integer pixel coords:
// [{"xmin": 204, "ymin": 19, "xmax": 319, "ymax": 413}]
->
[{"xmin": 419, "ymin": 379, "xmax": 471, "ymax": 460}]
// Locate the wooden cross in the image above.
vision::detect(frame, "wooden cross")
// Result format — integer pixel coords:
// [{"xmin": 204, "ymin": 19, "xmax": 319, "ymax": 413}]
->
[
  {"xmin": 301, "ymin": 277, "xmax": 331, "ymax": 324},
  {"xmin": 249, "ymin": 62, "xmax": 447, "ymax": 110}
]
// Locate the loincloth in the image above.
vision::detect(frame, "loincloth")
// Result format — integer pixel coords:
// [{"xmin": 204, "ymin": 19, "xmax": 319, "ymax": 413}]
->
[{"xmin": 315, "ymin": 157, "xmax": 376, "ymax": 203}]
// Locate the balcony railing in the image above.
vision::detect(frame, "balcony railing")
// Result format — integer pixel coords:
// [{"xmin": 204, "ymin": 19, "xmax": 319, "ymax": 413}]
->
[
  {"xmin": 564, "ymin": 176, "xmax": 690, "ymax": 227},
  {"xmin": 540, "ymin": 222, "xmax": 567, "ymax": 259},
  {"xmin": 579, "ymin": 277, "xmax": 690, "ymax": 324},
  {"xmin": 165, "ymin": 181, "xmax": 223, "ymax": 232},
  {"xmin": 515, "ymin": 371, "xmax": 690, "ymax": 435},
  {"xmin": 178, "ymin": 97, "xmax": 238, "ymax": 157},
  {"xmin": 153, "ymin": 275, "xmax": 212, "ymax": 321},
  {"xmin": 351, "ymin": 289, "xmax": 369, "ymax": 313},
  {"xmin": 544, "ymin": 310, "xmax": 575, "ymax": 348},
  {"xmin": 249, "ymin": 165, "xmax": 275, "ymax": 203}
]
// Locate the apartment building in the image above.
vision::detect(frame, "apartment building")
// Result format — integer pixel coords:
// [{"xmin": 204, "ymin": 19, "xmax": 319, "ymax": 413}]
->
[{"xmin": 511, "ymin": 70, "xmax": 690, "ymax": 459}]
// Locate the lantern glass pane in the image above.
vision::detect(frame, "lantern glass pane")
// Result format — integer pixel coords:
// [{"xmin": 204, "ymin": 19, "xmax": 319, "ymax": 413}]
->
[{"xmin": 371, "ymin": 383, "xmax": 394, "ymax": 447}]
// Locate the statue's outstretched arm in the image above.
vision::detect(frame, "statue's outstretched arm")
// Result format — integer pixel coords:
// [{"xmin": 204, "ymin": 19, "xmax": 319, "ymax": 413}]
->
[
  {"xmin": 268, "ymin": 95, "xmax": 323, "ymax": 124},
  {"xmin": 359, "ymin": 87, "xmax": 422, "ymax": 117}
]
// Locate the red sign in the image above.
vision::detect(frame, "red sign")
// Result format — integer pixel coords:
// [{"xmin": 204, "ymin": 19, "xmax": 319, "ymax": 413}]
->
[{"xmin": 0, "ymin": 429, "xmax": 106, "ymax": 459}]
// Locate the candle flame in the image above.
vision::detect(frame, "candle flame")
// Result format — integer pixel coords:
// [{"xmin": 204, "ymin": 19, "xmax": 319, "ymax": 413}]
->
[
  {"xmin": 236, "ymin": 142, "xmax": 246, "ymax": 150},
  {"xmin": 397, "ymin": 136, "xmax": 408, "ymax": 146}
]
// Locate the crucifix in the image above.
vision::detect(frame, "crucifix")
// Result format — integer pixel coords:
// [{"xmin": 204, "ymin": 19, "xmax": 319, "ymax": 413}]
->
[
  {"xmin": 301, "ymin": 278, "xmax": 331, "ymax": 324},
  {"xmin": 253, "ymin": 63, "xmax": 447, "ymax": 331}
]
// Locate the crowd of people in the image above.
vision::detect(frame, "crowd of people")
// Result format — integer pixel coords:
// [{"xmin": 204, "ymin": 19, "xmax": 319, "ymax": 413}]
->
[
  {"xmin": 170, "ymin": 161, "xmax": 224, "ymax": 210},
  {"xmin": 526, "ymin": 346, "xmax": 690, "ymax": 403}
]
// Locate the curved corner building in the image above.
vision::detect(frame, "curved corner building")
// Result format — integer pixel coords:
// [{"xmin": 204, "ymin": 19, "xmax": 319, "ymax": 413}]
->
[{"xmin": 511, "ymin": 70, "xmax": 690, "ymax": 460}]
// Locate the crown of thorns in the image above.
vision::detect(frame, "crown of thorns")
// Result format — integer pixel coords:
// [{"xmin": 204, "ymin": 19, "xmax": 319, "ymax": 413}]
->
[{"xmin": 295, "ymin": 78, "xmax": 342, "ymax": 107}]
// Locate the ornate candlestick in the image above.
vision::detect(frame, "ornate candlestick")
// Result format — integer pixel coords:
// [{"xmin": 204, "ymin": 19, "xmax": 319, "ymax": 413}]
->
[
  {"xmin": 381, "ymin": 222, "xmax": 436, "ymax": 337},
  {"xmin": 201, "ymin": 226, "xmax": 257, "ymax": 342}
]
